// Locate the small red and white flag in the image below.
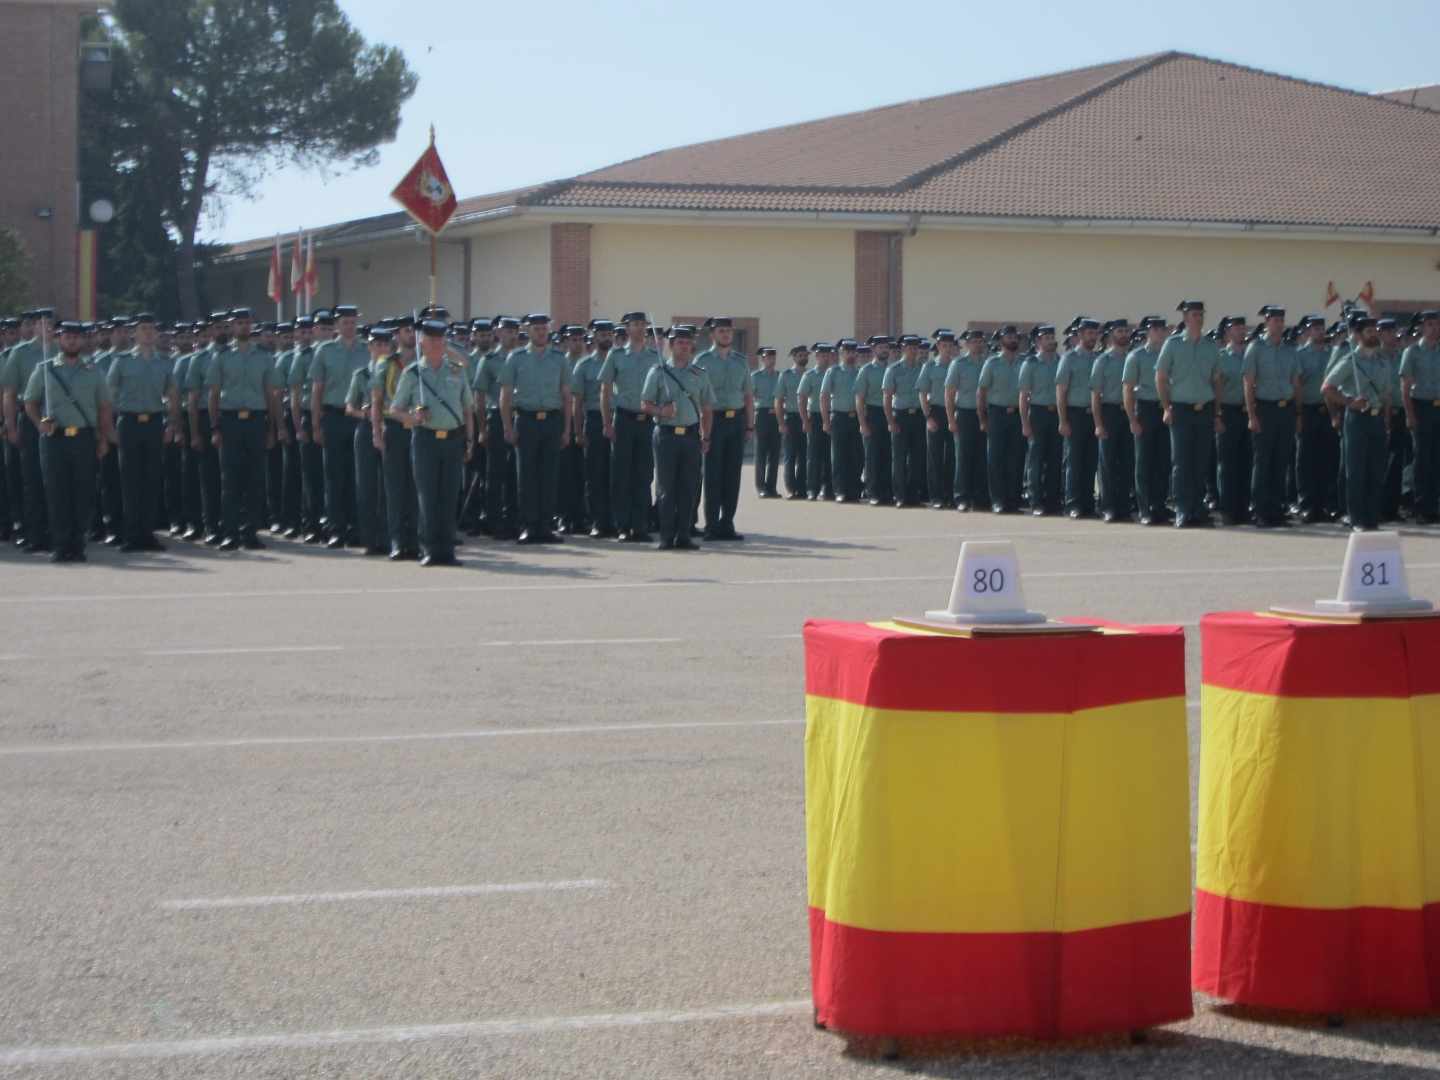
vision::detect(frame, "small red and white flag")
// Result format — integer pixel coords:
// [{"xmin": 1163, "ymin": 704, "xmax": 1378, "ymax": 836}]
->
[
  {"xmin": 1358, "ymin": 280, "xmax": 1376, "ymax": 311},
  {"xmin": 266, "ymin": 235, "xmax": 283, "ymax": 304},
  {"xmin": 304, "ymin": 233, "xmax": 318, "ymax": 300},
  {"xmin": 1323, "ymin": 281, "xmax": 1340, "ymax": 308},
  {"xmin": 290, "ymin": 229, "xmax": 304, "ymax": 296}
]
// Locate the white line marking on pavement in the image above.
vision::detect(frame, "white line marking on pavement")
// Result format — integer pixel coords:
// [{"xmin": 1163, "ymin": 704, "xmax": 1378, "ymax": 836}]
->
[
  {"xmin": 143, "ymin": 645, "xmax": 345, "ymax": 658},
  {"xmin": 479, "ymin": 637, "xmax": 683, "ymax": 648},
  {"xmin": 0, "ymin": 999, "xmax": 812, "ymax": 1067},
  {"xmin": 161, "ymin": 880, "xmax": 610, "ymax": 911},
  {"xmin": 0, "ymin": 718, "xmax": 802, "ymax": 757}
]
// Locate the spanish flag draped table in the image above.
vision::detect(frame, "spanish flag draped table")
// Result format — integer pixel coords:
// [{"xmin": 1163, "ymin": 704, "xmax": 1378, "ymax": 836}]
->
[
  {"xmin": 1196, "ymin": 611, "xmax": 1440, "ymax": 1015},
  {"xmin": 803, "ymin": 618, "xmax": 1193, "ymax": 1039}
]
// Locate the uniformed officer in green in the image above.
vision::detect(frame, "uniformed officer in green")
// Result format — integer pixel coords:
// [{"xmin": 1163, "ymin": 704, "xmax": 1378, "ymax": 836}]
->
[
  {"xmin": 776, "ymin": 345, "xmax": 809, "ymax": 499},
  {"xmin": 642, "ymin": 325, "xmax": 716, "ymax": 550},
  {"xmin": 1157, "ymin": 300, "xmax": 1223, "ymax": 527},
  {"xmin": 286, "ymin": 315, "xmax": 324, "ymax": 542},
  {"xmin": 883, "ymin": 335, "xmax": 927, "ymax": 506},
  {"xmin": 1242, "ymin": 305, "xmax": 1300, "ymax": 527},
  {"xmin": 944, "ymin": 330, "xmax": 988, "ymax": 511},
  {"xmin": 1323, "ymin": 315, "xmax": 1391, "ymax": 531},
  {"xmin": 599, "ymin": 312, "xmax": 659, "ymax": 543},
  {"xmin": 751, "ymin": 346, "xmax": 781, "ymax": 498},
  {"xmin": 1018, "ymin": 324, "xmax": 1062, "ymax": 515},
  {"xmin": 1400, "ymin": 309, "xmax": 1440, "ymax": 523},
  {"xmin": 821, "ymin": 340, "xmax": 863, "ymax": 502},
  {"xmin": 186, "ymin": 313, "xmax": 229, "ymax": 544},
  {"xmin": 799, "ymin": 343, "xmax": 833, "ymax": 500},
  {"xmin": 310, "ymin": 304, "xmax": 369, "ymax": 547},
  {"xmin": 1293, "ymin": 314, "xmax": 1338, "ymax": 522},
  {"xmin": 347, "ymin": 325, "xmax": 389, "ymax": 555},
  {"xmin": 371, "ymin": 318, "xmax": 419, "ymax": 560},
  {"xmin": 1091, "ymin": 319, "xmax": 1134, "ymax": 523},
  {"xmin": 106, "ymin": 313, "xmax": 178, "ymax": 551},
  {"xmin": 1057, "ymin": 318, "xmax": 1101, "ymax": 518},
  {"xmin": 571, "ymin": 319, "xmax": 616, "ymax": 536},
  {"xmin": 976, "ymin": 325, "xmax": 1024, "ymax": 513},
  {"xmin": 2, "ymin": 307, "xmax": 54, "ymax": 551},
  {"xmin": 501, "ymin": 313, "xmax": 571, "ymax": 544},
  {"xmin": 1212, "ymin": 317, "xmax": 1251, "ymax": 525},
  {"xmin": 0, "ymin": 313, "xmax": 24, "ymax": 542},
  {"xmin": 917, "ymin": 330, "xmax": 955, "ymax": 508},
  {"xmin": 474, "ymin": 315, "xmax": 519, "ymax": 538},
  {"xmin": 693, "ymin": 316, "xmax": 753, "ymax": 540},
  {"xmin": 206, "ymin": 309, "xmax": 279, "ymax": 551},
  {"xmin": 170, "ymin": 322, "xmax": 202, "ymax": 539},
  {"xmin": 21, "ymin": 321, "xmax": 115, "ymax": 561},
  {"xmin": 854, "ymin": 337, "xmax": 893, "ymax": 504},
  {"xmin": 270, "ymin": 322, "xmax": 302, "ymax": 538},
  {"xmin": 1122, "ymin": 316, "xmax": 1171, "ymax": 525},
  {"xmin": 388, "ymin": 318, "xmax": 474, "ymax": 565},
  {"xmin": 1377, "ymin": 317, "xmax": 1409, "ymax": 521}
]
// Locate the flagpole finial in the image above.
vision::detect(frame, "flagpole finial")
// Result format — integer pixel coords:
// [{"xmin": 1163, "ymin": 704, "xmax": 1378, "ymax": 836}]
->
[{"xmin": 429, "ymin": 124, "xmax": 436, "ymax": 146}]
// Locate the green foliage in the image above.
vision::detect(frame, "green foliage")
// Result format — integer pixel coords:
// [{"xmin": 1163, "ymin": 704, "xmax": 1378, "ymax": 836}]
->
[
  {"xmin": 0, "ymin": 226, "xmax": 32, "ymax": 312},
  {"xmin": 82, "ymin": 0, "xmax": 416, "ymax": 316}
]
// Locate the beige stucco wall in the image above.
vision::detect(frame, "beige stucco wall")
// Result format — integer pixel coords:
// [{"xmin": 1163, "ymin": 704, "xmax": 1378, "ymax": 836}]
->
[
  {"xmin": 589, "ymin": 223, "xmax": 854, "ymax": 348},
  {"xmin": 902, "ymin": 228, "xmax": 1440, "ymax": 329},
  {"xmin": 469, "ymin": 225, "xmax": 550, "ymax": 317},
  {"xmin": 336, "ymin": 237, "xmax": 465, "ymax": 318}
]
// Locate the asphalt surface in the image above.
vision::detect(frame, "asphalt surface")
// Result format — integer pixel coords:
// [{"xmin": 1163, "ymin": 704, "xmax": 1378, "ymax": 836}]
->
[{"xmin": 3, "ymin": 490, "xmax": 1439, "ymax": 1079}]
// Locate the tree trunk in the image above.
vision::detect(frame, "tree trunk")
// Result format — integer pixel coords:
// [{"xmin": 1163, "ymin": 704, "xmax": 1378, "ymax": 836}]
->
[{"xmin": 176, "ymin": 226, "xmax": 200, "ymax": 320}]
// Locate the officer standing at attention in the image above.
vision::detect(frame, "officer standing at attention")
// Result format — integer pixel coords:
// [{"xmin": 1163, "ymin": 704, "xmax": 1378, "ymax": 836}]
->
[
  {"xmin": 22, "ymin": 321, "xmax": 113, "ymax": 561},
  {"xmin": 370, "ymin": 323, "xmax": 418, "ymax": 560},
  {"xmin": 388, "ymin": 318, "xmax": 473, "ymax": 565},
  {"xmin": 1018, "ymin": 324, "xmax": 1062, "ymax": 516},
  {"xmin": 1122, "ymin": 316, "xmax": 1172, "ymax": 525},
  {"xmin": 799, "ymin": 343, "xmax": 833, "ymax": 500},
  {"xmin": 286, "ymin": 315, "xmax": 325, "ymax": 542},
  {"xmin": 599, "ymin": 312, "xmax": 658, "ymax": 543},
  {"xmin": 1293, "ymin": 314, "xmax": 1338, "ymax": 522},
  {"xmin": 3, "ymin": 308, "xmax": 55, "ymax": 552},
  {"xmin": 93, "ymin": 316, "xmax": 129, "ymax": 545},
  {"xmin": 821, "ymin": 340, "xmax": 863, "ymax": 502},
  {"xmin": 944, "ymin": 329, "xmax": 989, "ymax": 512},
  {"xmin": 187, "ymin": 313, "xmax": 230, "ymax": 544},
  {"xmin": 347, "ymin": 325, "xmax": 388, "ymax": 555},
  {"xmin": 553, "ymin": 325, "xmax": 589, "ymax": 533},
  {"xmin": 106, "ymin": 312, "xmax": 177, "ymax": 551},
  {"xmin": 776, "ymin": 345, "xmax": 809, "ymax": 499},
  {"xmin": 501, "ymin": 314, "xmax": 570, "ymax": 545},
  {"xmin": 206, "ymin": 308, "xmax": 279, "ymax": 551},
  {"xmin": 883, "ymin": 334, "xmax": 927, "ymax": 506},
  {"xmin": 1157, "ymin": 300, "xmax": 1223, "ymax": 528},
  {"xmin": 1243, "ymin": 305, "xmax": 1300, "ymax": 527},
  {"xmin": 474, "ymin": 315, "xmax": 519, "ymax": 539},
  {"xmin": 1400, "ymin": 310, "xmax": 1440, "ymax": 524},
  {"xmin": 1323, "ymin": 315, "xmax": 1391, "ymax": 532},
  {"xmin": 977, "ymin": 325, "xmax": 1025, "ymax": 513},
  {"xmin": 692, "ymin": 316, "xmax": 753, "ymax": 540},
  {"xmin": 1213, "ymin": 316, "xmax": 1251, "ymax": 525},
  {"xmin": 310, "ymin": 304, "xmax": 369, "ymax": 548},
  {"xmin": 1057, "ymin": 318, "xmax": 1101, "ymax": 519},
  {"xmin": 642, "ymin": 325, "xmax": 715, "ymax": 550},
  {"xmin": 571, "ymin": 318, "xmax": 616, "ymax": 537},
  {"xmin": 917, "ymin": 330, "xmax": 956, "ymax": 508},
  {"xmin": 1091, "ymin": 319, "xmax": 1134, "ymax": 523},
  {"xmin": 751, "ymin": 346, "xmax": 781, "ymax": 498},
  {"xmin": 854, "ymin": 337, "xmax": 893, "ymax": 504}
]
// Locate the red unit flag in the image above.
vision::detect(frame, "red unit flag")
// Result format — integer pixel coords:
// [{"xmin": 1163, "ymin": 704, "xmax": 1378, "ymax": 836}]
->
[
  {"xmin": 266, "ymin": 235, "xmax": 283, "ymax": 303},
  {"xmin": 391, "ymin": 141, "xmax": 458, "ymax": 236}
]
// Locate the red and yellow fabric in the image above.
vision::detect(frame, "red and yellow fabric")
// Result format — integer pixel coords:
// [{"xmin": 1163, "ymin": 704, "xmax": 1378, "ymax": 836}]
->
[
  {"xmin": 1196, "ymin": 612, "xmax": 1440, "ymax": 1014},
  {"xmin": 804, "ymin": 618, "xmax": 1192, "ymax": 1038}
]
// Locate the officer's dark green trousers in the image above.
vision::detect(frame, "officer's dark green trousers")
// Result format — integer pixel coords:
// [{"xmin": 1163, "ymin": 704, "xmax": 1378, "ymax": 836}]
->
[
  {"xmin": 39, "ymin": 427, "xmax": 95, "ymax": 553},
  {"xmin": 15, "ymin": 414, "xmax": 47, "ymax": 542},
  {"xmin": 890, "ymin": 408, "xmax": 926, "ymax": 504},
  {"xmin": 862, "ymin": 405, "xmax": 892, "ymax": 502},
  {"xmin": 754, "ymin": 410, "xmax": 780, "ymax": 495},
  {"xmin": 412, "ymin": 427, "xmax": 462, "ymax": 559},
  {"xmin": 1096, "ymin": 403, "xmax": 1133, "ymax": 518},
  {"xmin": 1133, "ymin": 399, "xmax": 1170, "ymax": 519},
  {"xmin": 925, "ymin": 405, "xmax": 953, "ymax": 506},
  {"xmin": 829, "ymin": 412, "xmax": 862, "ymax": 500},
  {"xmin": 353, "ymin": 417, "xmax": 385, "ymax": 549},
  {"xmin": 1169, "ymin": 402, "xmax": 1212, "ymax": 525},
  {"xmin": 194, "ymin": 412, "xmax": 221, "ymax": 535},
  {"xmin": 1413, "ymin": 399, "xmax": 1440, "ymax": 518},
  {"xmin": 653, "ymin": 424, "xmax": 700, "ymax": 544},
  {"xmin": 516, "ymin": 410, "xmax": 562, "ymax": 533},
  {"xmin": 1215, "ymin": 404, "xmax": 1250, "ymax": 521},
  {"xmin": 609, "ymin": 408, "xmax": 651, "ymax": 532},
  {"xmin": 985, "ymin": 404, "xmax": 1024, "ymax": 511},
  {"xmin": 1062, "ymin": 408, "xmax": 1097, "ymax": 515},
  {"xmin": 321, "ymin": 407, "xmax": 357, "ymax": 539},
  {"xmin": 704, "ymin": 412, "xmax": 744, "ymax": 528},
  {"xmin": 1344, "ymin": 409, "xmax": 1386, "ymax": 530},
  {"xmin": 117, "ymin": 412, "xmax": 164, "ymax": 541},
  {"xmin": 782, "ymin": 412, "xmax": 807, "ymax": 497},
  {"xmin": 1024, "ymin": 406, "xmax": 1061, "ymax": 512},
  {"xmin": 219, "ymin": 412, "xmax": 266, "ymax": 539},
  {"xmin": 805, "ymin": 413, "xmax": 830, "ymax": 498},
  {"xmin": 382, "ymin": 420, "xmax": 416, "ymax": 552},
  {"xmin": 1250, "ymin": 400, "xmax": 1291, "ymax": 522},
  {"xmin": 582, "ymin": 410, "xmax": 612, "ymax": 530},
  {"xmin": 952, "ymin": 409, "xmax": 987, "ymax": 508},
  {"xmin": 483, "ymin": 411, "xmax": 516, "ymax": 533},
  {"xmin": 1295, "ymin": 404, "xmax": 1338, "ymax": 516}
]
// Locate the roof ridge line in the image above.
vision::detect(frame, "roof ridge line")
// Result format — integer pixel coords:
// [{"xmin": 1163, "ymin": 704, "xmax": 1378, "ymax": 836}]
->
[
  {"xmin": 1172, "ymin": 51, "xmax": 1440, "ymax": 117},
  {"xmin": 888, "ymin": 51, "xmax": 1179, "ymax": 193}
]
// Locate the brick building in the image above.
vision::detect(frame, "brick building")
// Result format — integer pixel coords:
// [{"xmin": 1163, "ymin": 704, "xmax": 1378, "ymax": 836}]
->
[
  {"xmin": 0, "ymin": 0, "xmax": 102, "ymax": 317},
  {"xmin": 213, "ymin": 52, "xmax": 1440, "ymax": 341}
]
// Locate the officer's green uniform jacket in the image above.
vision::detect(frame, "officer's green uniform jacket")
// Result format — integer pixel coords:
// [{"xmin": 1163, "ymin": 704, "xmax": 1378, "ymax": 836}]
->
[
  {"xmin": 272, "ymin": 348, "xmax": 293, "ymax": 406},
  {"xmin": 1293, "ymin": 343, "xmax": 1330, "ymax": 406},
  {"xmin": 372, "ymin": 351, "xmax": 411, "ymax": 413},
  {"xmin": 1090, "ymin": 347, "xmax": 1128, "ymax": 405},
  {"xmin": 107, "ymin": 347, "xmax": 175, "ymax": 413},
  {"xmin": 1018, "ymin": 351, "xmax": 1060, "ymax": 406},
  {"xmin": 944, "ymin": 354, "xmax": 985, "ymax": 410},
  {"xmin": 391, "ymin": 358, "xmax": 471, "ymax": 431},
  {"xmin": 23, "ymin": 357, "xmax": 111, "ymax": 427},
  {"xmin": 1324, "ymin": 340, "xmax": 1356, "ymax": 385},
  {"xmin": 915, "ymin": 358, "xmax": 949, "ymax": 407},
  {"xmin": 778, "ymin": 367, "xmax": 809, "ymax": 412},
  {"xmin": 287, "ymin": 345, "xmax": 317, "ymax": 408},
  {"xmin": 1121, "ymin": 345, "xmax": 1163, "ymax": 402},
  {"xmin": 797, "ymin": 367, "xmax": 825, "ymax": 414},
  {"xmin": 820, "ymin": 363, "xmax": 860, "ymax": 414},
  {"xmin": 186, "ymin": 344, "xmax": 222, "ymax": 398},
  {"xmin": 1056, "ymin": 347, "xmax": 1100, "ymax": 408},
  {"xmin": 1324, "ymin": 348, "xmax": 1392, "ymax": 409},
  {"xmin": 345, "ymin": 362, "xmax": 375, "ymax": 411},
  {"xmin": 1215, "ymin": 346, "xmax": 1247, "ymax": 406},
  {"xmin": 1242, "ymin": 338, "xmax": 1298, "ymax": 402},
  {"xmin": 1156, "ymin": 332, "xmax": 1222, "ymax": 404},
  {"xmin": 882, "ymin": 360, "xmax": 924, "ymax": 409},
  {"xmin": 309, "ymin": 337, "xmax": 370, "ymax": 408},
  {"xmin": 751, "ymin": 367, "xmax": 780, "ymax": 412},
  {"xmin": 978, "ymin": 353, "xmax": 1023, "ymax": 407},
  {"xmin": 598, "ymin": 345, "xmax": 661, "ymax": 412},
  {"xmin": 570, "ymin": 350, "xmax": 609, "ymax": 411},
  {"xmin": 0, "ymin": 338, "xmax": 46, "ymax": 398},
  {"xmin": 502, "ymin": 344, "xmax": 569, "ymax": 411},
  {"xmin": 1400, "ymin": 341, "xmax": 1440, "ymax": 403},
  {"xmin": 472, "ymin": 347, "xmax": 510, "ymax": 411},
  {"xmin": 640, "ymin": 361, "xmax": 717, "ymax": 427},
  {"xmin": 852, "ymin": 359, "xmax": 888, "ymax": 409},
  {"xmin": 205, "ymin": 343, "xmax": 275, "ymax": 411},
  {"xmin": 693, "ymin": 347, "xmax": 752, "ymax": 413}
]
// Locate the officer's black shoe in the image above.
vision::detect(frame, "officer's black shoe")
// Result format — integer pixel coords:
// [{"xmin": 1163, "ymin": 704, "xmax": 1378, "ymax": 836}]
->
[
  {"xmin": 717, "ymin": 530, "xmax": 744, "ymax": 541},
  {"xmin": 88, "ymin": 526, "xmax": 104, "ymax": 542},
  {"xmin": 325, "ymin": 535, "xmax": 345, "ymax": 549},
  {"xmin": 1138, "ymin": 515, "xmax": 1154, "ymax": 526},
  {"xmin": 119, "ymin": 540, "xmax": 143, "ymax": 553},
  {"xmin": 516, "ymin": 530, "xmax": 538, "ymax": 544},
  {"xmin": 281, "ymin": 527, "xmax": 299, "ymax": 539},
  {"xmin": 103, "ymin": 533, "xmax": 122, "ymax": 546},
  {"xmin": 242, "ymin": 535, "xmax": 266, "ymax": 550},
  {"xmin": 589, "ymin": 526, "xmax": 610, "ymax": 539},
  {"xmin": 181, "ymin": 526, "xmax": 200, "ymax": 541},
  {"xmin": 419, "ymin": 554, "xmax": 435, "ymax": 566},
  {"xmin": 538, "ymin": 532, "xmax": 563, "ymax": 544},
  {"xmin": 431, "ymin": 553, "xmax": 461, "ymax": 566},
  {"xmin": 145, "ymin": 535, "xmax": 167, "ymax": 551},
  {"xmin": 389, "ymin": 547, "xmax": 405, "ymax": 560},
  {"xmin": 48, "ymin": 550, "xmax": 69, "ymax": 563},
  {"xmin": 218, "ymin": 537, "xmax": 240, "ymax": 551},
  {"xmin": 365, "ymin": 545, "xmax": 387, "ymax": 556},
  {"xmin": 71, "ymin": 547, "xmax": 88, "ymax": 562},
  {"xmin": 656, "ymin": 538, "xmax": 675, "ymax": 550},
  {"xmin": 953, "ymin": 501, "xmax": 969, "ymax": 512},
  {"xmin": 615, "ymin": 529, "xmax": 631, "ymax": 542},
  {"xmin": 1031, "ymin": 507, "xmax": 1045, "ymax": 517},
  {"xmin": 631, "ymin": 531, "xmax": 653, "ymax": 543},
  {"xmin": 204, "ymin": 533, "xmax": 222, "ymax": 546},
  {"xmin": 300, "ymin": 531, "xmax": 320, "ymax": 544},
  {"xmin": 13, "ymin": 534, "xmax": 26, "ymax": 547}
]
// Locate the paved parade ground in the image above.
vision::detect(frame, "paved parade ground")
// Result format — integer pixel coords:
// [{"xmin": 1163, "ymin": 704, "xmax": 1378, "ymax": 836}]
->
[{"xmin": 3, "ymin": 491, "xmax": 1439, "ymax": 1079}]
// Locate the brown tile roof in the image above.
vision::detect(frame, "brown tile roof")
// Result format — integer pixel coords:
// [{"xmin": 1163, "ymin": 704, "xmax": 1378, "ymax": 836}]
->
[
  {"xmin": 1378, "ymin": 85, "xmax": 1440, "ymax": 112},
  {"xmin": 528, "ymin": 53, "xmax": 1440, "ymax": 231}
]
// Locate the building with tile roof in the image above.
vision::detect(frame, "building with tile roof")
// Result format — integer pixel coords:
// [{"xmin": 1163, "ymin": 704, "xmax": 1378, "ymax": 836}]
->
[{"xmin": 211, "ymin": 51, "xmax": 1440, "ymax": 346}]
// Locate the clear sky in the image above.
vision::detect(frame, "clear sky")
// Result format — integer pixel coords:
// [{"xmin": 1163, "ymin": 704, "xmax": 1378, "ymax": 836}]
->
[{"xmin": 207, "ymin": 0, "xmax": 1438, "ymax": 244}]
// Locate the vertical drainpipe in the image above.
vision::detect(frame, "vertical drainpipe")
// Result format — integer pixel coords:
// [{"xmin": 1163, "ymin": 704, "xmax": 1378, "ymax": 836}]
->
[{"xmin": 886, "ymin": 233, "xmax": 901, "ymax": 336}]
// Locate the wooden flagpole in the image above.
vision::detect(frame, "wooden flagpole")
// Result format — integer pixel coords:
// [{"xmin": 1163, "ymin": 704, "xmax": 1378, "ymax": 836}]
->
[{"xmin": 429, "ymin": 125, "xmax": 438, "ymax": 307}]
